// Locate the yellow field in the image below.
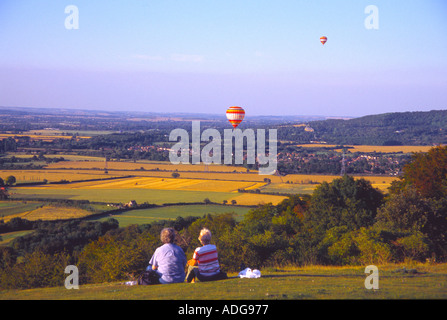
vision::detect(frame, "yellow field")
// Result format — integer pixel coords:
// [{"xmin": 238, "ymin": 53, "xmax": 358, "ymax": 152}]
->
[
  {"xmin": 284, "ymin": 173, "xmax": 397, "ymax": 184},
  {"xmin": 283, "ymin": 174, "xmax": 397, "ymax": 192},
  {"xmin": 0, "ymin": 168, "xmax": 276, "ymax": 184},
  {"xmin": 0, "ymin": 170, "xmax": 121, "ymax": 183},
  {"xmin": 227, "ymin": 193, "xmax": 288, "ymax": 206},
  {"xmin": 2, "ymin": 164, "xmax": 398, "ymax": 191},
  {"xmin": 20, "ymin": 176, "xmax": 266, "ymax": 193},
  {"xmin": 0, "ymin": 134, "xmax": 90, "ymax": 142},
  {"xmin": 46, "ymin": 160, "xmax": 250, "ymax": 173},
  {"xmin": 296, "ymin": 144, "xmax": 434, "ymax": 153},
  {"xmin": 2, "ymin": 205, "xmax": 92, "ymax": 222}
]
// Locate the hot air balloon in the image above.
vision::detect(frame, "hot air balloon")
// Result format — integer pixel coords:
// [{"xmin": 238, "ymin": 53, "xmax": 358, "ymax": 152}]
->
[
  {"xmin": 320, "ymin": 36, "xmax": 327, "ymax": 45},
  {"xmin": 226, "ymin": 106, "xmax": 245, "ymax": 128}
]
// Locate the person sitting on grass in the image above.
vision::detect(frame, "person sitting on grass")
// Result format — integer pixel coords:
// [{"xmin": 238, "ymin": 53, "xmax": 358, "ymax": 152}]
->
[
  {"xmin": 147, "ymin": 227, "xmax": 187, "ymax": 284},
  {"xmin": 185, "ymin": 228, "xmax": 227, "ymax": 283}
]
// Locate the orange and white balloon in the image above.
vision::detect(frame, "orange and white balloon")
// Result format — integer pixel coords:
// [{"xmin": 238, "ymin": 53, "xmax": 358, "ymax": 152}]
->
[
  {"xmin": 226, "ymin": 106, "xmax": 245, "ymax": 128},
  {"xmin": 320, "ymin": 36, "xmax": 327, "ymax": 45}
]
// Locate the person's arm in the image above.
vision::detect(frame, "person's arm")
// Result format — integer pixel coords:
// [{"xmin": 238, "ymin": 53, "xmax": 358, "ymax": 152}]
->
[{"xmin": 149, "ymin": 248, "xmax": 159, "ymax": 270}]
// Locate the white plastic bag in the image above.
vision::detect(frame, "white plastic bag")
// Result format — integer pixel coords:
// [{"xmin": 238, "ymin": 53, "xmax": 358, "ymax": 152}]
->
[{"xmin": 238, "ymin": 268, "xmax": 261, "ymax": 278}]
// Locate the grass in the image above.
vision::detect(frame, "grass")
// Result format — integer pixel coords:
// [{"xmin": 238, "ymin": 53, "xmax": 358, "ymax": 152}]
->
[
  {"xmin": 3, "ymin": 205, "xmax": 94, "ymax": 222},
  {"xmin": 89, "ymin": 204, "xmax": 252, "ymax": 227},
  {"xmin": 10, "ymin": 187, "xmax": 237, "ymax": 205},
  {"xmin": 1, "ymin": 263, "xmax": 446, "ymax": 300},
  {"xmin": 0, "ymin": 201, "xmax": 45, "ymax": 218},
  {"xmin": 260, "ymin": 183, "xmax": 316, "ymax": 195},
  {"xmin": 0, "ymin": 230, "xmax": 34, "ymax": 245}
]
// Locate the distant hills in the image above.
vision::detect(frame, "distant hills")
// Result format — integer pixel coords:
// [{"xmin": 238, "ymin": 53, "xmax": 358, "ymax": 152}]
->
[
  {"xmin": 295, "ymin": 110, "xmax": 447, "ymax": 146},
  {"xmin": 0, "ymin": 106, "xmax": 327, "ymax": 122},
  {"xmin": 1, "ymin": 106, "xmax": 446, "ymax": 146}
]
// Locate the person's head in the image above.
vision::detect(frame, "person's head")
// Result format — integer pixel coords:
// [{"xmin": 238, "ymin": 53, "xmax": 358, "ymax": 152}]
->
[
  {"xmin": 160, "ymin": 227, "xmax": 176, "ymax": 244},
  {"xmin": 198, "ymin": 228, "xmax": 212, "ymax": 245}
]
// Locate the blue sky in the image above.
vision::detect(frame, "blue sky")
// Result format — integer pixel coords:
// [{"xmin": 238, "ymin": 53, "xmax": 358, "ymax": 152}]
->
[{"xmin": 0, "ymin": 0, "xmax": 446, "ymax": 117}]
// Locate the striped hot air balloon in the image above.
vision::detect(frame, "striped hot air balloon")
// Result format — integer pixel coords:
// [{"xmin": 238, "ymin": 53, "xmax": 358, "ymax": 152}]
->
[
  {"xmin": 226, "ymin": 106, "xmax": 245, "ymax": 128},
  {"xmin": 320, "ymin": 36, "xmax": 327, "ymax": 45}
]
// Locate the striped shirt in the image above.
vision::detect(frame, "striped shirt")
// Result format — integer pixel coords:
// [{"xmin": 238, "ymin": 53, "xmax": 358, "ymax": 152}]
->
[{"xmin": 193, "ymin": 244, "xmax": 220, "ymax": 277}]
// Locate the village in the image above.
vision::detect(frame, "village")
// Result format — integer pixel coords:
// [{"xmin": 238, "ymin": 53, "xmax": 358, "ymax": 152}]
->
[{"xmin": 276, "ymin": 147, "xmax": 410, "ymax": 176}]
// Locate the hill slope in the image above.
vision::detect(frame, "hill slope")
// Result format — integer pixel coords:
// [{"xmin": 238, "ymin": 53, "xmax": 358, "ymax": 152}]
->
[
  {"xmin": 1, "ymin": 264, "xmax": 446, "ymax": 300},
  {"xmin": 279, "ymin": 110, "xmax": 447, "ymax": 145}
]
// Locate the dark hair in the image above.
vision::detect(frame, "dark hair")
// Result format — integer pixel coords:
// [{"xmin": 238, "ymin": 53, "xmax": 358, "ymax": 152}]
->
[{"xmin": 160, "ymin": 228, "xmax": 176, "ymax": 244}]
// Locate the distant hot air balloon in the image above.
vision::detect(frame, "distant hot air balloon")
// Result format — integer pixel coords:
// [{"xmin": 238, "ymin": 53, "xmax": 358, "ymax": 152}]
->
[
  {"xmin": 226, "ymin": 106, "xmax": 245, "ymax": 128},
  {"xmin": 320, "ymin": 36, "xmax": 327, "ymax": 45}
]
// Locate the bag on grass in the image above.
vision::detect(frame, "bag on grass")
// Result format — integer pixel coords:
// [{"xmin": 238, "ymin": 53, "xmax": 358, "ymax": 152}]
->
[
  {"xmin": 239, "ymin": 268, "xmax": 261, "ymax": 278},
  {"xmin": 137, "ymin": 269, "xmax": 161, "ymax": 285}
]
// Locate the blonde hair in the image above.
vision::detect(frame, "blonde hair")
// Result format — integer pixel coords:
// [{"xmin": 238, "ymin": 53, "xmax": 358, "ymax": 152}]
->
[{"xmin": 198, "ymin": 228, "xmax": 212, "ymax": 244}]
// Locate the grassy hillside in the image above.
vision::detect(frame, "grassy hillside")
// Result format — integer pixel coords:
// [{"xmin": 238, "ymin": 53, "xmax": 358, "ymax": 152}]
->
[{"xmin": 1, "ymin": 264, "xmax": 446, "ymax": 300}]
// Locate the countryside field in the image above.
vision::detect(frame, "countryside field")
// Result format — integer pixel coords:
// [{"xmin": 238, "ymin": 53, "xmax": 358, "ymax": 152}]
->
[
  {"xmin": 89, "ymin": 204, "xmax": 252, "ymax": 227},
  {"xmin": 1, "ymin": 263, "xmax": 445, "ymax": 300},
  {"xmin": 2, "ymin": 158, "xmax": 399, "ymax": 222},
  {"xmin": 295, "ymin": 144, "xmax": 434, "ymax": 153},
  {"xmin": 30, "ymin": 176, "xmax": 266, "ymax": 193},
  {"xmin": 2, "ymin": 205, "xmax": 94, "ymax": 222},
  {"xmin": 0, "ymin": 133, "xmax": 90, "ymax": 142},
  {"xmin": 46, "ymin": 160, "xmax": 250, "ymax": 172},
  {"xmin": 0, "ymin": 169, "xmax": 121, "ymax": 184},
  {"xmin": 1, "ymin": 156, "xmax": 398, "ymax": 246},
  {"xmin": 0, "ymin": 158, "xmax": 397, "ymax": 251}
]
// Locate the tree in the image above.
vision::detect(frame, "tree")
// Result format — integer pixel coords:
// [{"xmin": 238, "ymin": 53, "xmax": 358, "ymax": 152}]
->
[
  {"xmin": 5, "ymin": 175, "xmax": 16, "ymax": 186},
  {"xmin": 376, "ymin": 186, "xmax": 447, "ymax": 260},
  {"xmin": 390, "ymin": 146, "xmax": 447, "ymax": 199},
  {"xmin": 305, "ymin": 175, "xmax": 384, "ymax": 236},
  {"xmin": 171, "ymin": 172, "xmax": 180, "ymax": 178},
  {"xmin": 395, "ymin": 231, "xmax": 430, "ymax": 261},
  {"xmin": 376, "ymin": 187, "xmax": 431, "ymax": 233}
]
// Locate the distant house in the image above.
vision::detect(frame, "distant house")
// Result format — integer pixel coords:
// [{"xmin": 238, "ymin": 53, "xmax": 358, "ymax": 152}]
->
[
  {"xmin": 125, "ymin": 200, "xmax": 137, "ymax": 208},
  {"xmin": 304, "ymin": 125, "xmax": 314, "ymax": 132}
]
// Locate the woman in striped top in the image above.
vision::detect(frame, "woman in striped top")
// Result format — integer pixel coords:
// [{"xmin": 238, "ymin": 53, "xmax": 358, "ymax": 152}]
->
[{"xmin": 185, "ymin": 228, "xmax": 227, "ymax": 282}]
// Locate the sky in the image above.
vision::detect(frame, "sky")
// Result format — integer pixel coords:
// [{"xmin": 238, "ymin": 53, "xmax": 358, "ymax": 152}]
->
[{"xmin": 0, "ymin": 0, "xmax": 446, "ymax": 117}]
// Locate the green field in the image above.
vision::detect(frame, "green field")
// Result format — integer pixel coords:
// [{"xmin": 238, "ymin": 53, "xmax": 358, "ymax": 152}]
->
[
  {"xmin": 0, "ymin": 201, "xmax": 44, "ymax": 218},
  {"xmin": 1, "ymin": 264, "xmax": 445, "ymax": 300},
  {"xmin": 10, "ymin": 188, "xmax": 237, "ymax": 205},
  {"xmin": 90, "ymin": 204, "xmax": 252, "ymax": 227},
  {"xmin": 0, "ymin": 230, "xmax": 34, "ymax": 245},
  {"xmin": 260, "ymin": 183, "xmax": 317, "ymax": 195}
]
